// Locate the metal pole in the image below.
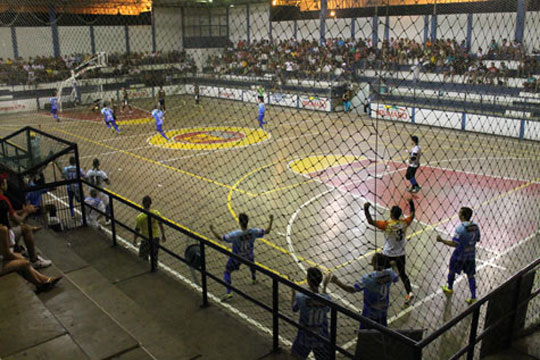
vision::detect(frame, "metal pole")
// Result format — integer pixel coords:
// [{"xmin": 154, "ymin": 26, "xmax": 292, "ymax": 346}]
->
[
  {"xmin": 466, "ymin": 307, "xmax": 481, "ymax": 360},
  {"xmin": 109, "ymin": 194, "xmax": 116, "ymax": 247},
  {"xmin": 272, "ymin": 278, "xmax": 279, "ymax": 353},
  {"xmin": 74, "ymin": 146, "xmax": 86, "ymax": 226},
  {"xmin": 507, "ymin": 277, "xmax": 523, "ymax": 345},
  {"xmin": 330, "ymin": 308, "xmax": 337, "ymax": 360},
  {"xmin": 148, "ymin": 213, "xmax": 156, "ymax": 272},
  {"xmin": 200, "ymin": 241, "xmax": 209, "ymax": 307}
]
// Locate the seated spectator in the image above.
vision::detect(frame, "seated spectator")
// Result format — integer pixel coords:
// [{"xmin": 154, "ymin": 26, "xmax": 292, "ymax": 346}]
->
[
  {"xmin": 487, "ymin": 62, "xmax": 499, "ymax": 85},
  {"xmin": 0, "ymin": 173, "xmax": 51, "ymax": 269},
  {"xmin": 0, "ymin": 224, "xmax": 62, "ymax": 293},
  {"xmin": 524, "ymin": 73, "xmax": 537, "ymax": 91}
]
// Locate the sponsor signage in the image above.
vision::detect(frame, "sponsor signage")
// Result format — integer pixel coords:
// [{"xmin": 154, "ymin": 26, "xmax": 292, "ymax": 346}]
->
[
  {"xmin": 372, "ymin": 104, "xmax": 411, "ymax": 121},
  {"xmin": 298, "ymin": 95, "xmax": 331, "ymax": 112}
]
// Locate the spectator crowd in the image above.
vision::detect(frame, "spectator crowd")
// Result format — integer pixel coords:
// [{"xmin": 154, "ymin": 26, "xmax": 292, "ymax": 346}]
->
[
  {"xmin": 0, "ymin": 50, "xmax": 196, "ymax": 86},
  {"xmin": 204, "ymin": 37, "xmax": 540, "ymax": 90}
]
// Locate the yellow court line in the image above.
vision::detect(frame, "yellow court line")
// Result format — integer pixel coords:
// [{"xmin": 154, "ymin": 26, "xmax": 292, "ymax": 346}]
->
[
  {"xmin": 330, "ymin": 176, "xmax": 540, "ymax": 272},
  {"xmin": 227, "ymin": 160, "xmax": 330, "ymax": 271},
  {"xmin": 53, "ymin": 127, "xmax": 255, "ymax": 196},
  {"xmin": 5, "ymin": 139, "xmax": 27, "ymax": 152},
  {"xmin": 105, "ymin": 188, "xmax": 288, "ymax": 279}
]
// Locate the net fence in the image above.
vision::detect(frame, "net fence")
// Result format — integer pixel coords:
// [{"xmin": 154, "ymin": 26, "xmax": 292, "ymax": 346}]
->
[{"xmin": 0, "ymin": 0, "xmax": 539, "ymax": 358}]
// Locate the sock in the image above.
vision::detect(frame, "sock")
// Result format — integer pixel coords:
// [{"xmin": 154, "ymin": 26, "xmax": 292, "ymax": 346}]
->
[
  {"xmin": 106, "ymin": 122, "xmax": 112, "ymax": 129},
  {"xmin": 160, "ymin": 132, "xmax": 169, "ymax": 141},
  {"xmin": 224, "ymin": 271, "xmax": 232, "ymax": 294},
  {"xmin": 447, "ymin": 272, "xmax": 455, "ymax": 289},
  {"xmin": 468, "ymin": 277, "xmax": 476, "ymax": 298},
  {"xmin": 112, "ymin": 123, "xmax": 120, "ymax": 133}
]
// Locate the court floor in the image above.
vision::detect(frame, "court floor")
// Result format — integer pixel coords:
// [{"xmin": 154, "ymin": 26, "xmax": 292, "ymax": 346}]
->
[{"xmin": 1, "ymin": 95, "xmax": 538, "ymax": 357}]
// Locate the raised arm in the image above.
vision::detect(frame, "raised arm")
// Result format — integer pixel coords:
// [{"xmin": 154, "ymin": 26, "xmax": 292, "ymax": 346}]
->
[
  {"xmin": 364, "ymin": 202, "xmax": 376, "ymax": 226},
  {"xmin": 265, "ymin": 215, "xmax": 274, "ymax": 235},
  {"xmin": 330, "ymin": 274, "xmax": 356, "ymax": 293},
  {"xmin": 436, "ymin": 235, "xmax": 458, "ymax": 247},
  {"xmin": 408, "ymin": 199, "xmax": 415, "ymax": 221},
  {"xmin": 209, "ymin": 225, "xmax": 222, "ymax": 242}
]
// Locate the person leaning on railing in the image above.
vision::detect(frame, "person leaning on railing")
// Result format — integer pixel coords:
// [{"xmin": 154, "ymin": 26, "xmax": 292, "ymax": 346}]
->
[{"xmin": 0, "ymin": 224, "xmax": 62, "ymax": 293}]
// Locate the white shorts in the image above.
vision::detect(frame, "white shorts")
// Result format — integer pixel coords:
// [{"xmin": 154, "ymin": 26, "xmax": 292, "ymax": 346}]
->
[{"xmin": 9, "ymin": 226, "xmax": 22, "ymax": 246}]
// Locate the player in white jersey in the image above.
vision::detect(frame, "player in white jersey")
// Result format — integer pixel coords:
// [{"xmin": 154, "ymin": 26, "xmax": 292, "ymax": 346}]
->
[
  {"xmin": 405, "ymin": 135, "xmax": 422, "ymax": 193},
  {"xmin": 86, "ymin": 158, "xmax": 111, "ymax": 224},
  {"xmin": 364, "ymin": 199, "xmax": 416, "ymax": 304},
  {"xmin": 84, "ymin": 189, "xmax": 106, "ymax": 229}
]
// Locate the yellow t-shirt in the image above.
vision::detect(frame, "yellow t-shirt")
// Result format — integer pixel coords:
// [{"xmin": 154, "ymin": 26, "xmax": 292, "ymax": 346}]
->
[{"xmin": 136, "ymin": 209, "xmax": 161, "ymax": 239}]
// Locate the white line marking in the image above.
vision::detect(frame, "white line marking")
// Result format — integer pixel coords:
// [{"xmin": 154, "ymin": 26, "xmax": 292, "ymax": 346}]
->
[
  {"xmin": 477, "ymin": 259, "xmax": 507, "ymax": 270},
  {"xmin": 342, "ymin": 229, "xmax": 539, "ymax": 351},
  {"xmin": 48, "ymin": 192, "xmax": 293, "ymax": 349}
]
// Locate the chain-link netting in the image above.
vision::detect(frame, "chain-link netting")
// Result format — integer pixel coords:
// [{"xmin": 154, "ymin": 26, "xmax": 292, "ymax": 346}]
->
[{"xmin": 0, "ymin": 0, "xmax": 539, "ymax": 358}]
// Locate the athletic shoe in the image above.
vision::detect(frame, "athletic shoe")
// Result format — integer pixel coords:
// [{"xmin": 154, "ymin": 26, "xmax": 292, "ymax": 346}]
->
[
  {"xmin": 104, "ymin": 219, "xmax": 111, "ymax": 225},
  {"xmin": 466, "ymin": 298, "xmax": 477, "ymax": 305},
  {"xmin": 441, "ymin": 285, "xmax": 453, "ymax": 295},
  {"xmin": 404, "ymin": 293, "xmax": 414, "ymax": 305},
  {"xmin": 406, "ymin": 187, "xmax": 414, "ymax": 192},
  {"xmin": 411, "ymin": 186, "xmax": 421, "ymax": 193},
  {"xmin": 221, "ymin": 293, "xmax": 233, "ymax": 302},
  {"xmin": 32, "ymin": 256, "xmax": 52, "ymax": 269}
]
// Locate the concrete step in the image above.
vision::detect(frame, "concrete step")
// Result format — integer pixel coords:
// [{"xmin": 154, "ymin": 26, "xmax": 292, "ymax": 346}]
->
[{"xmin": 0, "ymin": 274, "xmax": 67, "ymax": 358}]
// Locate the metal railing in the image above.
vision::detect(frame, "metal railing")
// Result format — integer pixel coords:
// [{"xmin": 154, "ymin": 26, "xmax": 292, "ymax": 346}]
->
[{"xmin": 6, "ymin": 126, "xmax": 538, "ymax": 359}]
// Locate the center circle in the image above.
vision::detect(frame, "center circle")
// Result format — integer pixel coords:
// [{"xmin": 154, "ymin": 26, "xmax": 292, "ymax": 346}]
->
[
  {"xmin": 173, "ymin": 130, "xmax": 245, "ymax": 144},
  {"xmin": 148, "ymin": 126, "xmax": 270, "ymax": 150}
]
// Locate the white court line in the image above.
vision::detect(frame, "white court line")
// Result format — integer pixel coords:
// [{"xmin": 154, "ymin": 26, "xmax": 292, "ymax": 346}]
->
[
  {"xmin": 477, "ymin": 259, "xmax": 507, "ymax": 270},
  {"xmin": 341, "ymin": 230, "xmax": 539, "ymax": 351},
  {"xmin": 48, "ymin": 192, "xmax": 293, "ymax": 349},
  {"xmin": 79, "ymin": 145, "xmax": 155, "ymax": 159},
  {"xmin": 477, "ymin": 245, "xmax": 501, "ymax": 256}
]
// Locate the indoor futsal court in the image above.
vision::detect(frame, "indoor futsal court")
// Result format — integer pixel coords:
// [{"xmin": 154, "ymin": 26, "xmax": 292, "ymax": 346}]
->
[{"xmin": 0, "ymin": 93, "xmax": 538, "ymax": 354}]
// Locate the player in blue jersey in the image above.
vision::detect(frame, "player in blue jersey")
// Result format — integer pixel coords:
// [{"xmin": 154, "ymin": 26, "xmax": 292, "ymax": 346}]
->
[
  {"xmin": 291, "ymin": 267, "xmax": 332, "ymax": 360},
  {"xmin": 62, "ymin": 156, "xmax": 86, "ymax": 218},
  {"xmin": 210, "ymin": 213, "xmax": 273, "ymax": 302},
  {"xmin": 437, "ymin": 207, "xmax": 480, "ymax": 304},
  {"xmin": 152, "ymin": 104, "xmax": 169, "ymax": 141},
  {"xmin": 49, "ymin": 96, "xmax": 59, "ymax": 121},
  {"xmin": 101, "ymin": 102, "xmax": 120, "ymax": 134},
  {"xmin": 257, "ymin": 97, "xmax": 267, "ymax": 129},
  {"xmin": 329, "ymin": 253, "xmax": 399, "ymax": 329}
]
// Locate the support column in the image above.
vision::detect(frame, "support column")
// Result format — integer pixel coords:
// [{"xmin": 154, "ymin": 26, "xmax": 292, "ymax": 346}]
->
[
  {"xmin": 320, "ymin": 0, "xmax": 327, "ymax": 46},
  {"xmin": 423, "ymin": 15, "xmax": 429, "ymax": 44},
  {"xmin": 209, "ymin": 8, "xmax": 212, "ymax": 37},
  {"xmin": 293, "ymin": 19, "xmax": 297, "ymax": 41},
  {"xmin": 246, "ymin": 4, "xmax": 250, "ymax": 45},
  {"xmin": 372, "ymin": 15, "xmax": 378, "ymax": 48},
  {"xmin": 431, "ymin": 14, "xmax": 437, "ymax": 41},
  {"xmin": 515, "ymin": 0, "xmax": 527, "ymax": 43},
  {"xmin": 124, "ymin": 24, "xmax": 130, "ymax": 54},
  {"xmin": 384, "ymin": 15, "xmax": 390, "ymax": 42},
  {"xmin": 11, "ymin": 26, "xmax": 18, "ymax": 58},
  {"xmin": 90, "ymin": 25, "xmax": 96, "ymax": 54},
  {"xmin": 351, "ymin": 18, "xmax": 355, "ymax": 39},
  {"xmin": 49, "ymin": 6, "xmax": 60, "ymax": 57},
  {"xmin": 466, "ymin": 13, "xmax": 473, "ymax": 51},
  {"xmin": 181, "ymin": 7, "xmax": 185, "ymax": 48},
  {"xmin": 151, "ymin": 11, "xmax": 157, "ymax": 53},
  {"xmin": 269, "ymin": 3, "xmax": 273, "ymax": 42},
  {"xmin": 226, "ymin": 6, "xmax": 230, "ymax": 39}
]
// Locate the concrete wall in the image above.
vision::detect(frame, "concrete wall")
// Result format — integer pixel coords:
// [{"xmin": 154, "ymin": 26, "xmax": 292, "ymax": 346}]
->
[
  {"xmin": 471, "ymin": 12, "xmax": 516, "ymax": 53},
  {"xmin": 58, "ymin": 26, "xmax": 91, "ymax": 55},
  {"xmin": 153, "ymin": 7, "xmax": 182, "ymax": 52},
  {"xmin": 0, "ymin": 27, "xmax": 13, "ymax": 59},
  {"xmin": 94, "ymin": 26, "xmax": 125, "ymax": 54},
  {"xmin": 17, "ymin": 27, "xmax": 53, "ymax": 58},
  {"xmin": 524, "ymin": 10, "xmax": 540, "ymax": 52},
  {"xmin": 249, "ymin": 3, "xmax": 269, "ymax": 42},
  {"xmin": 129, "ymin": 25, "xmax": 152, "ymax": 53},
  {"xmin": 437, "ymin": 14, "xmax": 468, "ymax": 44},
  {"xmin": 228, "ymin": 6, "xmax": 246, "ymax": 44}
]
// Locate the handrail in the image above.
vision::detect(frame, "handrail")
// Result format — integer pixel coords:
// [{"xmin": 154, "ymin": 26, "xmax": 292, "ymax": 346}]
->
[
  {"xmin": 416, "ymin": 257, "xmax": 540, "ymax": 348},
  {"xmin": 80, "ymin": 179, "xmax": 420, "ymax": 349}
]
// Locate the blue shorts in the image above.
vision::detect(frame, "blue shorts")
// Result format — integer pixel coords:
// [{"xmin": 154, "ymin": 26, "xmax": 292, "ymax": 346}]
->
[
  {"xmin": 51, "ymin": 108, "xmax": 57, "ymax": 115},
  {"xmin": 449, "ymin": 256, "xmax": 476, "ymax": 276},
  {"xmin": 225, "ymin": 255, "xmax": 253, "ymax": 273},
  {"xmin": 156, "ymin": 123, "xmax": 163, "ymax": 133},
  {"xmin": 291, "ymin": 329, "xmax": 330, "ymax": 360}
]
